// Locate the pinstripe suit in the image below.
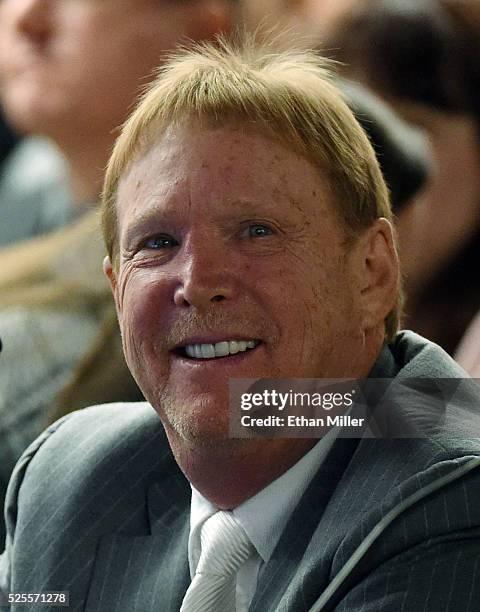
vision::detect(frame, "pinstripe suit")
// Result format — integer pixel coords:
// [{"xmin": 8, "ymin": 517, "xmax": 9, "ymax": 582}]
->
[{"xmin": 1, "ymin": 331, "xmax": 480, "ymax": 611}]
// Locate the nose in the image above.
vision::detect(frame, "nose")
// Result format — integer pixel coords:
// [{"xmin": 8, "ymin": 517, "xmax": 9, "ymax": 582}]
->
[
  {"xmin": 8, "ymin": 0, "xmax": 53, "ymax": 46},
  {"xmin": 173, "ymin": 238, "xmax": 236, "ymax": 311}
]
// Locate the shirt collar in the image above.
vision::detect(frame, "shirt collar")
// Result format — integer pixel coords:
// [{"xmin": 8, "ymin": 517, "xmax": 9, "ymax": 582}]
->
[
  {"xmin": 188, "ymin": 425, "xmax": 338, "ymax": 574},
  {"xmin": 232, "ymin": 426, "xmax": 338, "ymax": 563}
]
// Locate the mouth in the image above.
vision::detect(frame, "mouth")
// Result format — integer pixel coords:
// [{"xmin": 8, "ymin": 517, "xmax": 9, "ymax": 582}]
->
[{"xmin": 174, "ymin": 339, "xmax": 262, "ymax": 361}]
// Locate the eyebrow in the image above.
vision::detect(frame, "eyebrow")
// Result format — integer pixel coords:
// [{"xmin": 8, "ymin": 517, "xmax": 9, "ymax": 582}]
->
[{"xmin": 121, "ymin": 202, "xmax": 177, "ymax": 247}]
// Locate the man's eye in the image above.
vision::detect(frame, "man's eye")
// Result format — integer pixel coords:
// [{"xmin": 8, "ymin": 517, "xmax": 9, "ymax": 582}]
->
[
  {"xmin": 143, "ymin": 235, "xmax": 178, "ymax": 250},
  {"xmin": 246, "ymin": 224, "xmax": 274, "ymax": 237}
]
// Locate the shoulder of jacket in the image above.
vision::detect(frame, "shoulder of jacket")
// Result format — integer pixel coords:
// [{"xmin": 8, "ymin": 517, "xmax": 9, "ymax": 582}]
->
[{"xmin": 9, "ymin": 402, "xmax": 161, "ymax": 490}]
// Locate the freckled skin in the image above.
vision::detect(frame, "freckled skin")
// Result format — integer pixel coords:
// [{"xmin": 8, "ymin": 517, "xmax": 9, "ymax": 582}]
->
[{"xmin": 107, "ymin": 124, "xmax": 385, "ymax": 507}]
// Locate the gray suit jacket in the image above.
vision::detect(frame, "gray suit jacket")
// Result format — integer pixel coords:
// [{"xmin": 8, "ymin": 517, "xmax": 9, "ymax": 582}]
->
[{"xmin": 1, "ymin": 331, "xmax": 480, "ymax": 611}]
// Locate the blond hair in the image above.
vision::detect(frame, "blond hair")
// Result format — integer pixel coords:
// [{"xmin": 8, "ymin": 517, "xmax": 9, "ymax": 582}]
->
[{"xmin": 102, "ymin": 36, "xmax": 401, "ymax": 340}]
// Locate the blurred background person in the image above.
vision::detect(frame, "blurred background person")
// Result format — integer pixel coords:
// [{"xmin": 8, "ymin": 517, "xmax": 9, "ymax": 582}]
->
[
  {"xmin": 0, "ymin": 131, "xmax": 70, "ymax": 247},
  {"xmin": 0, "ymin": 0, "xmax": 236, "ymax": 547},
  {"xmin": 0, "ymin": 0, "xmax": 234, "ymax": 246},
  {"xmin": 1, "ymin": 41, "xmax": 70, "ymax": 249},
  {"xmin": 240, "ymin": 0, "xmax": 364, "ymax": 42},
  {"xmin": 324, "ymin": 0, "xmax": 480, "ymax": 355}
]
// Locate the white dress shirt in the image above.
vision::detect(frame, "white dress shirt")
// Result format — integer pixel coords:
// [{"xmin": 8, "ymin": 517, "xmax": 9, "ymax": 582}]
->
[{"xmin": 188, "ymin": 425, "xmax": 339, "ymax": 610}]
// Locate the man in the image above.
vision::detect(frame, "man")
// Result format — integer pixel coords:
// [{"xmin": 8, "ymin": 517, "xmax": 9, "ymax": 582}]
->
[
  {"xmin": 0, "ymin": 0, "xmax": 235, "ymax": 546},
  {"xmin": 1, "ymin": 40, "xmax": 480, "ymax": 611}
]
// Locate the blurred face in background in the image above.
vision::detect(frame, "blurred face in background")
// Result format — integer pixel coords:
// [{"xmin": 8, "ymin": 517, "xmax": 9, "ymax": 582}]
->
[
  {"xmin": 0, "ymin": 0, "xmax": 229, "ymax": 141},
  {"xmin": 302, "ymin": 0, "xmax": 363, "ymax": 32},
  {"xmin": 241, "ymin": 0, "xmax": 363, "ymax": 39},
  {"xmin": 241, "ymin": 0, "xmax": 286, "ymax": 30}
]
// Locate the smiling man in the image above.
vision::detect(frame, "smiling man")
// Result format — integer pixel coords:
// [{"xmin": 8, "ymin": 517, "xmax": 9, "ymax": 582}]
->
[
  {"xmin": 105, "ymin": 119, "xmax": 396, "ymax": 508},
  {"xmin": 1, "ymin": 40, "xmax": 480, "ymax": 612}
]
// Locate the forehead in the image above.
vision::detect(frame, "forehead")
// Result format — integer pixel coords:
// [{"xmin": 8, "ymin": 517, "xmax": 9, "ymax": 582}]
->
[{"xmin": 116, "ymin": 123, "xmax": 338, "ymax": 228}]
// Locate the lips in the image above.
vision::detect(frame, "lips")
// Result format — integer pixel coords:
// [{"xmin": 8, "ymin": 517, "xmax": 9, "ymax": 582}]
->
[{"xmin": 183, "ymin": 339, "xmax": 260, "ymax": 359}]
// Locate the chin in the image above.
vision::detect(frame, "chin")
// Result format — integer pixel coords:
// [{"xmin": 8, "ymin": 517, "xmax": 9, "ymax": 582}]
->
[
  {"xmin": 2, "ymin": 88, "xmax": 66, "ymax": 134},
  {"xmin": 166, "ymin": 416, "xmax": 232, "ymax": 448},
  {"xmin": 156, "ymin": 392, "xmax": 232, "ymax": 446},
  {"xmin": 3, "ymin": 104, "xmax": 47, "ymax": 135}
]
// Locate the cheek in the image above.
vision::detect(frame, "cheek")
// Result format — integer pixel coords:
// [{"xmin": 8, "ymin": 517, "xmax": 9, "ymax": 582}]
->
[
  {"xmin": 56, "ymin": 11, "xmax": 131, "ymax": 71},
  {"xmin": 277, "ymin": 249, "xmax": 337, "ymax": 314},
  {"xmin": 275, "ymin": 252, "xmax": 355, "ymax": 340},
  {"xmin": 116, "ymin": 270, "xmax": 171, "ymax": 360}
]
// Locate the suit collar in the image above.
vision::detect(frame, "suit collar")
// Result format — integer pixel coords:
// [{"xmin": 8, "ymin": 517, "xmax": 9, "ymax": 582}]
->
[{"xmin": 250, "ymin": 438, "xmax": 360, "ymax": 612}]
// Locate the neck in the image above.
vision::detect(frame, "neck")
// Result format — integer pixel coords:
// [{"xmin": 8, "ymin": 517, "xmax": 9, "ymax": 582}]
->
[
  {"xmin": 167, "ymin": 435, "xmax": 318, "ymax": 509},
  {"xmin": 54, "ymin": 130, "xmax": 115, "ymax": 206}
]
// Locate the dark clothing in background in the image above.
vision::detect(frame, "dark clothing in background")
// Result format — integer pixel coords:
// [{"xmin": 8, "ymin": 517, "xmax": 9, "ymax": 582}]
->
[{"xmin": 0, "ymin": 109, "xmax": 18, "ymax": 167}]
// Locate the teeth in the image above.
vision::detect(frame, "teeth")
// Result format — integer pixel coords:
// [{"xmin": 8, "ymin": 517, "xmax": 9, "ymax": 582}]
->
[
  {"xmin": 184, "ymin": 339, "xmax": 258, "ymax": 360},
  {"xmin": 229, "ymin": 341, "xmax": 240, "ymax": 355},
  {"xmin": 215, "ymin": 341, "xmax": 230, "ymax": 357},
  {"xmin": 201, "ymin": 344, "xmax": 215, "ymax": 359}
]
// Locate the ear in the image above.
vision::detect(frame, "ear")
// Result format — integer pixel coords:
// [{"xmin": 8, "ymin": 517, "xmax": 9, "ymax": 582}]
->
[
  {"xmin": 104, "ymin": 255, "xmax": 124, "ymax": 317},
  {"xmin": 355, "ymin": 218, "xmax": 400, "ymax": 334},
  {"xmin": 103, "ymin": 255, "xmax": 118, "ymax": 295}
]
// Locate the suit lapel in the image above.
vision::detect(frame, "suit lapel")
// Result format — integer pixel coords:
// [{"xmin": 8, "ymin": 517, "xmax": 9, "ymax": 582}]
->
[
  {"xmin": 250, "ymin": 439, "xmax": 360, "ymax": 612},
  {"xmin": 85, "ymin": 467, "xmax": 191, "ymax": 612}
]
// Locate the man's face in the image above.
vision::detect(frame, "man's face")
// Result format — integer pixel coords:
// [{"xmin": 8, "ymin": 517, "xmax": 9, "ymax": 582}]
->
[
  {"xmin": 109, "ymin": 124, "xmax": 366, "ymax": 443},
  {"xmin": 0, "ymin": 0, "xmax": 218, "ymax": 138}
]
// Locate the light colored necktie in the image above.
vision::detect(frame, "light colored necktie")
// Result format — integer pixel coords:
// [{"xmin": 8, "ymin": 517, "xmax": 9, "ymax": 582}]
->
[{"xmin": 181, "ymin": 511, "xmax": 254, "ymax": 612}]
